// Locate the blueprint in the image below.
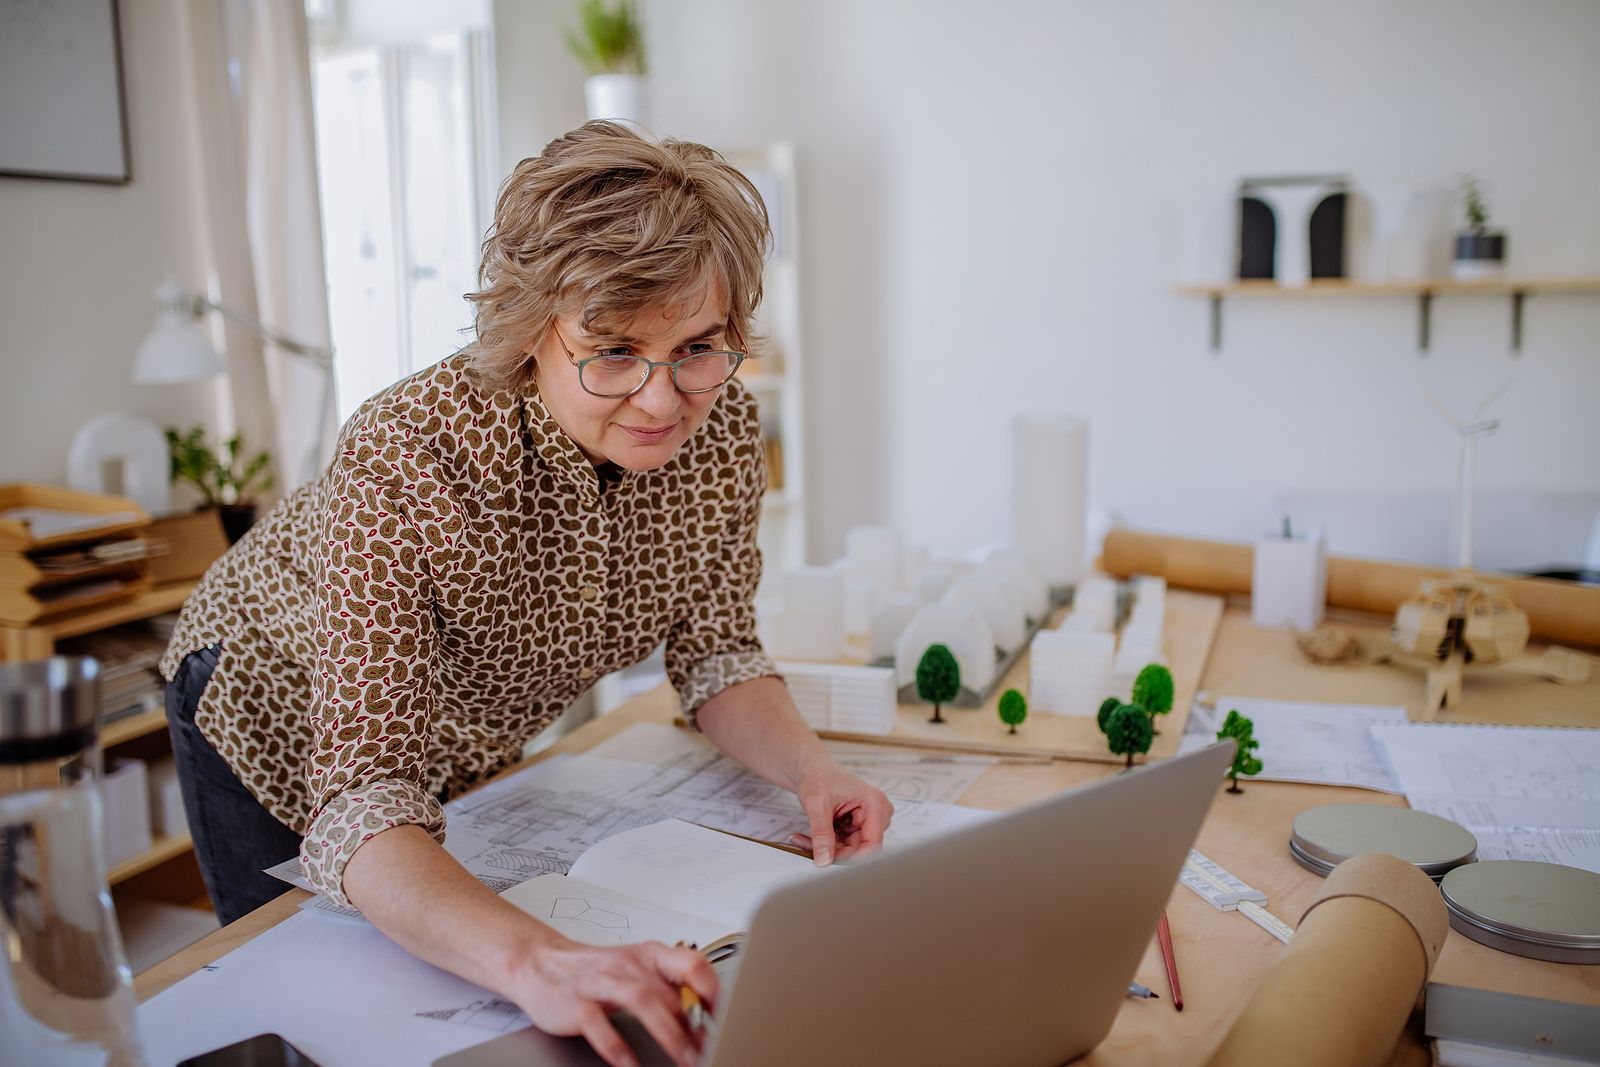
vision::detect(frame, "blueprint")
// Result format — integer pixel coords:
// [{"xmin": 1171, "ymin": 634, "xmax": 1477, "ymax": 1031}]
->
[
  {"xmin": 1179, "ymin": 696, "xmax": 1408, "ymax": 793},
  {"xmin": 266, "ymin": 724, "xmax": 995, "ymax": 913},
  {"xmin": 1370, "ymin": 723, "xmax": 1600, "ymax": 873}
]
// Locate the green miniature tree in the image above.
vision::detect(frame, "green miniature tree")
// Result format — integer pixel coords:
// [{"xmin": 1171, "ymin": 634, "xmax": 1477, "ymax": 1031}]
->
[
  {"xmin": 1097, "ymin": 696, "xmax": 1120, "ymax": 735},
  {"xmin": 1217, "ymin": 709, "xmax": 1263, "ymax": 794},
  {"xmin": 1104, "ymin": 701, "xmax": 1154, "ymax": 769},
  {"xmin": 915, "ymin": 644, "xmax": 961, "ymax": 725},
  {"xmin": 998, "ymin": 689, "xmax": 1028, "ymax": 735},
  {"xmin": 1131, "ymin": 664, "xmax": 1175, "ymax": 735}
]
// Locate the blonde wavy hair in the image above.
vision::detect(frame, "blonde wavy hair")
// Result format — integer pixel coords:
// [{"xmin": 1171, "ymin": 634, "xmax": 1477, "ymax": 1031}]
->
[{"xmin": 468, "ymin": 121, "xmax": 770, "ymax": 393}]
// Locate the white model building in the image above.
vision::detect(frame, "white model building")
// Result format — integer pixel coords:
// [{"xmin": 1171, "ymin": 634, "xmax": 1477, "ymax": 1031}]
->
[
  {"xmin": 895, "ymin": 603, "xmax": 996, "ymax": 694},
  {"xmin": 942, "ymin": 574, "xmax": 1026, "ymax": 654},
  {"xmin": 844, "ymin": 526, "xmax": 903, "ymax": 633},
  {"xmin": 980, "ymin": 549, "xmax": 1050, "ymax": 621},
  {"xmin": 1029, "ymin": 629, "xmax": 1115, "ymax": 715},
  {"xmin": 764, "ymin": 565, "xmax": 846, "ymax": 662},
  {"xmin": 1062, "ymin": 576, "xmax": 1117, "ymax": 632},
  {"xmin": 868, "ymin": 593, "xmax": 921, "ymax": 661},
  {"xmin": 779, "ymin": 661, "xmax": 898, "ymax": 735},
  {"xmin": 1010, "ymin": 414, "xmax": 1089, "ymax": 586}
]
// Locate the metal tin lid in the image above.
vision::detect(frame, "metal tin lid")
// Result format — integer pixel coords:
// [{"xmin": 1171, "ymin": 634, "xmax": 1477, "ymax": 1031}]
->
[
  {"xmin": 1441, "ymin": 861, "xmax": 1600, "ymax": 965},
  {"xmin": 0, "ymin": 657, "xmax": 101, "ymax": 764},
  {"xmin": 1290, "ymin": 804, "xmax": 1478, "ymax": 881}
]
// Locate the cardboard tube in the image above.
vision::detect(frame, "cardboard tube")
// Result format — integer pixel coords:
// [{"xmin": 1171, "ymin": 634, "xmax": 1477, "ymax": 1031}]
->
[
  {"xmin": 1101, "ymin": 529, "xmax": 1600, "ymax": 648},
  {"xmin": 1205, "ymin": 854, "xmax": 1448, "ymax": 1067}
]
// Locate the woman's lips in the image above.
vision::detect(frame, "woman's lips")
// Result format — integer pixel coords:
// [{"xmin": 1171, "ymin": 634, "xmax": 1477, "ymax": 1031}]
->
[{"xmin": 619, "ymin": 422, "xmax": 678, "ymax": 442}]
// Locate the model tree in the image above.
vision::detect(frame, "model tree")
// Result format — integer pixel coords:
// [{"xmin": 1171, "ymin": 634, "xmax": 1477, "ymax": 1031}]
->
[
  {"xmin": 916, "ymin": 644, "xmax": 961, "ymax": 724},
  {"xmin": 1131, "ymin": 664, "xmax": 1175, "ymax": 735},
  {"xmin": 998, "ymin": 688, "xmax": 1028, "ymax": 735},
  {"xmin": 1217, "ymin": 709, "xmax": 1263, "ymax": 794},
  {"xmin": 1104, "ymin": 701, "xmax": 1154, "ymax": 770},
  {"xmin": 1097, "ymin": 696, "xmax": 1121, "ymax": 735}
]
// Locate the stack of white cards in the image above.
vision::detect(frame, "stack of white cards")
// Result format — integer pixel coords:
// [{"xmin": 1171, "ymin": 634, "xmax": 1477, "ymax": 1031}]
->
[
  {"xmin": 1029, "ymin": 630, "xmax": 1115, "ymax": 715},
  {"xmin": 780, "ymin": 662, "xmax": 898, "ymax": 735}
]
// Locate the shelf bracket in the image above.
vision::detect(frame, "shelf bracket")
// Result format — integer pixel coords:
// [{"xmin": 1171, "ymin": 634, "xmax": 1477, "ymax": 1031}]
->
[
  {"xmin": 1510, "ymin": 289, "xmax": 1526, "ymax": 354},
  {"xmin": 1209, "ymin": 294, "xmax": 1222, "ymax": 352},
  {"xmin": 1417, "ymin": 290, "xmax": 1433, "ymax": 353}
]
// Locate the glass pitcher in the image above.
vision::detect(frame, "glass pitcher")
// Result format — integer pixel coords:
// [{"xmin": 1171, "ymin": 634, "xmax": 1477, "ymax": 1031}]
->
[{"xmin": 1, "ymin": 656, "xmax": 146, "ymax": 1066}]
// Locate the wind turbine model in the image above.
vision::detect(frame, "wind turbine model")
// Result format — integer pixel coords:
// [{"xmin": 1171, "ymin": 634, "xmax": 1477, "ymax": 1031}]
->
[{"xmin": 1391, "ymin": 382, "xmax": 1532, "ymax": 717}]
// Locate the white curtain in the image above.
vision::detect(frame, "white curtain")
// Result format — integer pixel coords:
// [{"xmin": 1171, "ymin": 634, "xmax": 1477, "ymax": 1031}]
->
[{"xmin": 181, "ymin": 0, "xmax": 334, "ymax": 499}]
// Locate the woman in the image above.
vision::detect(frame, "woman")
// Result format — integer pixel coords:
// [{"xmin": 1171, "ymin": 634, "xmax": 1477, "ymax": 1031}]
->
[{"xmin": 159, "ymin": 121, "xmax": 893, "ymax": 1067}]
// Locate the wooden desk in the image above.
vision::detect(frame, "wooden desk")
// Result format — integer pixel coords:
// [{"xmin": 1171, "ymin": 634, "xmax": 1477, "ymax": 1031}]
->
[{"xmin": 138, "ymin": 607, "xmax": 1600, "ymax": 1064}]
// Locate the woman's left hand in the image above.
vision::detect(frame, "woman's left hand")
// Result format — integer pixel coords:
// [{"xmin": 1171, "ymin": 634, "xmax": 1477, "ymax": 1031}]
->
[{"xmin": 787, "ymin": 760, "xmax": 895, "ymax": 866}]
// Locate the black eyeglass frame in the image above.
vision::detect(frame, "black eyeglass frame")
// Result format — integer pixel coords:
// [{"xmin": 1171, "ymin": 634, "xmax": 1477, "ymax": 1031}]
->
[{"xmin": 553, "ymin": 328, "xmax": 748, "ymax": 399}]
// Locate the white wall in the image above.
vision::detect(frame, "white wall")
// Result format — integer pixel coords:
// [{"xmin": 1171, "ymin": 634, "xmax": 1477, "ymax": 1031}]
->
[
  {"xmin": 500, "ymin": 1, "xmax": 1600, "ymax": 569},
  {"xmin": 0, "ymin": 0, "xmax": 218, "ymax": 489}
]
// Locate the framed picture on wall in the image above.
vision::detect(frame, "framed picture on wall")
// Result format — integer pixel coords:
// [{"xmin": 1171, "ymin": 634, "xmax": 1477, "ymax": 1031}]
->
[{"xmin": 0, "ymin": 0, "xmax": 130, "ymax": 184}]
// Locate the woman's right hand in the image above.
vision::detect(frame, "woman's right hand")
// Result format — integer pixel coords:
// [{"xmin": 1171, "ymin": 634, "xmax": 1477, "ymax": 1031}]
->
[{"xmin": 503, "ymin": 937, "xmax": 720, "ymax": 1067}]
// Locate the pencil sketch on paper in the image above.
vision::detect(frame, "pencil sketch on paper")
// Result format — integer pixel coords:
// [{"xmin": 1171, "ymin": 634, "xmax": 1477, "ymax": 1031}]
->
[
  {"xmin": 415, "ymin": 997, "xmax": 528, "ymax": 1032},
  {"xmin": 550, "ymin": 897, "xmax": 632, "ymax": 943}
]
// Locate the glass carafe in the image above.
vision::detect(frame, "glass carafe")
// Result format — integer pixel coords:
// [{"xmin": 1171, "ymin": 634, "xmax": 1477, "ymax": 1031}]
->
[{"xmin": 1, "ymin": 657, "xmax": 145, "ymax": 1066}]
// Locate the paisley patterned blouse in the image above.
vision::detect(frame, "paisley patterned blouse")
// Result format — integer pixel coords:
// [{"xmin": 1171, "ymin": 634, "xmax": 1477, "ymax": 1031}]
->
[{"xmin": 159, "ymin": 351, "xmax": 776, "ymax": 906}]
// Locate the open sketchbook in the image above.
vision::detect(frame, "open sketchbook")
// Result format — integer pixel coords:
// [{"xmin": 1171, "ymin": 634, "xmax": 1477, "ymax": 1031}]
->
[{"xmin": 500, "ymin": 819, "xmax": 823, "ymax": 951}]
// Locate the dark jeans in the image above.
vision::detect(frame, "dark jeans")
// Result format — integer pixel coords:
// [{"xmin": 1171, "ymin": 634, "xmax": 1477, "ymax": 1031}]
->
[{"xmin": 165, "ymin": 644, "xmax": 304, "ymax": 926}]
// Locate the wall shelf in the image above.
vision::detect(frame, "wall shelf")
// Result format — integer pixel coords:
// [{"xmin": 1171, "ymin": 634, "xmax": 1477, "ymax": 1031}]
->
[{"xmin": 1174, "ymin": 277, "xmax": 1600, "ymax": 353}]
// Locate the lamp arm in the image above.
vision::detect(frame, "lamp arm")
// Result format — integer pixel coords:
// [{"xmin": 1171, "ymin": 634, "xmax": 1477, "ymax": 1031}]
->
[{"xmin": 193, "ymin": 297, "xmax": 333, "ymax": 368}]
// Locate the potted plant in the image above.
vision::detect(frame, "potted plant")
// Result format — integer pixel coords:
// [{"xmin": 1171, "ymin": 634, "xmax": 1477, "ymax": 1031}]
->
[
  {"xmin": 566, "ymin": 0, "xmax": 648, "ymax": 126},
  {"xmin": 164, "ymin": 426, "xmax": 274, "ymax": 544},
  {"xmin": 1452, "ymin": 175, "xmax": 1506, "ymax": 281}
]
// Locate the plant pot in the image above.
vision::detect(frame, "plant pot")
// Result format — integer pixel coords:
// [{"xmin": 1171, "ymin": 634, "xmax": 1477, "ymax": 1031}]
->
[
  {"xmin": 217, "ymin": 503, "xmax": 258, "ymax": 545},
  {"xmin": 584, "ymin": 73, "xmax": 649, "ymax": 127},
  {"xmin": 1452, "ymin": 232, "xmax": 1506, "ymax": 281}
]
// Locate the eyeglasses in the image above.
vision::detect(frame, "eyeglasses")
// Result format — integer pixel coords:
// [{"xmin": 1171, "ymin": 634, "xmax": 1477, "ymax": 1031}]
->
[{"xmin": 553, "ymin": 328, "xmax": 747, "ymax": 399}]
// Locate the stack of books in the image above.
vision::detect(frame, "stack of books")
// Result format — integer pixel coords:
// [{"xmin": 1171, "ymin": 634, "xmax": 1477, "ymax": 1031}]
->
[{"xmin": 60, "ymin": 615, "xmax": 177, "ymax": 723}]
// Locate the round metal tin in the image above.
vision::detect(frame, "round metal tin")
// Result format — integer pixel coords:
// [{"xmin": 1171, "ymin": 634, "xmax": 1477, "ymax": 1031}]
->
[
  {"xmin": 1289, "ymin": 804, "xmax": 1478, "ymax": 881},
  {"xmin": 1441, "ymin": 860, "xmax": 1600, "ymax": 965}
]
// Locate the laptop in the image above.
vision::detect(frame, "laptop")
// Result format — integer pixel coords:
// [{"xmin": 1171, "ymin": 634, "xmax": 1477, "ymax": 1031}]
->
[{"xmin": 437, "ymin": 740, "xmax": 1235, "ymax": 1067}]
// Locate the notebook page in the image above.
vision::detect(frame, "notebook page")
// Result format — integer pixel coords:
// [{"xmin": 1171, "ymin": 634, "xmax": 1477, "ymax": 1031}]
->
[{"xmin": 569, "ymin": 819, "xmax": 822, "ymax": 932}]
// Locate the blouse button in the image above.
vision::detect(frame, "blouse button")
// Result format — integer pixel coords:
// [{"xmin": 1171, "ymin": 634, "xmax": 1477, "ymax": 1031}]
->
[
  {"xmin": 581, "ymin": 584, "xmax": 600, "ymax": 602},
  {"xmin": 579, "ymin": 667, "xmax": 596, "ymax": 681}
]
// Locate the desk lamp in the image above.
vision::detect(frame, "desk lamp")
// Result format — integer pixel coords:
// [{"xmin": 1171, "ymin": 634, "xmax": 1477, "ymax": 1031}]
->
[{"xmin": 133, "ymin": 281, "xmax": 336, "ymax": 487}]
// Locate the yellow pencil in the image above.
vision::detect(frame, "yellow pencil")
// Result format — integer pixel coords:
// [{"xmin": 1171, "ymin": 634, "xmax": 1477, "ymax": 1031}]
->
[{"xmin": 674, "ymin": 941, "xmax": 706, "ymax": 1032}]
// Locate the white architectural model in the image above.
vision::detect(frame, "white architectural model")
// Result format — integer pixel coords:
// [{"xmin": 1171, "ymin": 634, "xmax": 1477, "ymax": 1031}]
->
[
  {"xmin": 1029, "ymin": 629, "xmax": 1115, "ymax": 715},
  {"xmin": 980, "ymin": 549, "xmax": 1050, "ymax": 621},
  {"xmin": 844, "ymin": 526, "xmax": 902, "ymax": 633},
  {"xmin": 779, "ymin": 661, "xmax": 898, "ymax": 735},
  {"xmin": 763, "ymin": 565, "xmax": 845, "ymax": 662},
  {"xmin": 942, "ymin": 575, "xmax": 1026, "ymax": 654},
  {"xmin": 895, "ymin": 603, "xmax": 996, "ymax": 694},
  {"xmin": 868, "ymin": 593, "xmax": 921, "ymax": 661},
  {"xmin": 1062, "ymin": 576, "xmax": 1117, "ymax": 632},
  {"xmin": 1010, "ymin": 414, "xmax": 1089, "ymax": 586}
]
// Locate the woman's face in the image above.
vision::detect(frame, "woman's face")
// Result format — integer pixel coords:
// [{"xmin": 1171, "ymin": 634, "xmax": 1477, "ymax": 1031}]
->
[{"xmin": 533, "ymin": 279, "xmax": 733, "ymax": 472}]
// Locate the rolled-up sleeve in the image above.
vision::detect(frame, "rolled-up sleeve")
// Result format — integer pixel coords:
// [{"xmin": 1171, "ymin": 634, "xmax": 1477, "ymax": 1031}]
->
[
  {"xmin": 664, "ymin": 394, "xmax": 780, "ymax": 722},
  {"xmin": 298, "ymin": 434, "xmax": 451, "ymax": 907}
]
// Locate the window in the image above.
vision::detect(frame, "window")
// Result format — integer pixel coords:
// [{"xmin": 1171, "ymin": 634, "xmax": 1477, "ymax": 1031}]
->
[{"xmin": 306, "ymin": 1, "xmax": 497, "ymax": 422}]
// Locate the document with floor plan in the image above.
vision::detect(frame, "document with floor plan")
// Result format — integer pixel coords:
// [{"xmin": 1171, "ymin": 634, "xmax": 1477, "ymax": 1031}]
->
[{"xmin": 500, "ymin": 818, "xmax": 823, "ymax": 950}]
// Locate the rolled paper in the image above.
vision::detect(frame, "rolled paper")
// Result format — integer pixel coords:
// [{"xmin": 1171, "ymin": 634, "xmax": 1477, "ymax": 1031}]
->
[
  {"xmin": 1101, "ymin": 529, "xmax": 1600, "ymax": 647},
  {"xmin": 1205, "ymin": 853, "xmax": 1448, "ymax": 1067},
  {"xmin": 1011, "ymin": 415, "xmax": 1088, "ymax": 587}
]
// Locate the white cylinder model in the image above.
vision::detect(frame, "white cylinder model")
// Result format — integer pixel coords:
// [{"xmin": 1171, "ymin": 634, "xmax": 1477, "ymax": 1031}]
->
[
  {"xmin": 1252, "ymin": 529, "xmax": 1328, "ymax": 631},
  {"xmin": 1010, "ymin": 414, "xmax": 1088, "ymax": 587}
]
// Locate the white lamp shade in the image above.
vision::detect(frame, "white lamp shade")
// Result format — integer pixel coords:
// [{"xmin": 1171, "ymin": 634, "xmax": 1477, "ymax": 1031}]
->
[{"xmin": 134, "ymin": 309, "xmax": 225, "ymax": 384}]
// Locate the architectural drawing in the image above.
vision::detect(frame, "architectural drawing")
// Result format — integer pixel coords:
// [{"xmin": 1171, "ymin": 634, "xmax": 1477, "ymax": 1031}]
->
[{"xmin": 415, "ymin": 997, "xmax": 528, "ymax": 1033}]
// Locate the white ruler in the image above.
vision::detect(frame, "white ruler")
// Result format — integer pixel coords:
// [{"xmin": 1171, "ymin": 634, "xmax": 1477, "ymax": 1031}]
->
[{"xmin": 1180, "ymin": 849, "xmax": 1294, "ymax": 944}]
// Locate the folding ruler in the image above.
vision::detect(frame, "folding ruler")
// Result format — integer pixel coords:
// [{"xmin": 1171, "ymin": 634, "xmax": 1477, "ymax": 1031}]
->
[{"xmin": 1180, "ymin": 848, "xmax": 1295, "ymax": 943}]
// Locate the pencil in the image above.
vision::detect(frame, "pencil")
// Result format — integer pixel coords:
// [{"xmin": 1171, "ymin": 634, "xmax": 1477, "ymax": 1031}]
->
[
  {"xmin": 1157, "ymin": 911, "xmax": 1183, "ymax": 1011},
  {"xmin": 674, "ymin": 941, "xmax": 706, "ymax": 1032}
]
